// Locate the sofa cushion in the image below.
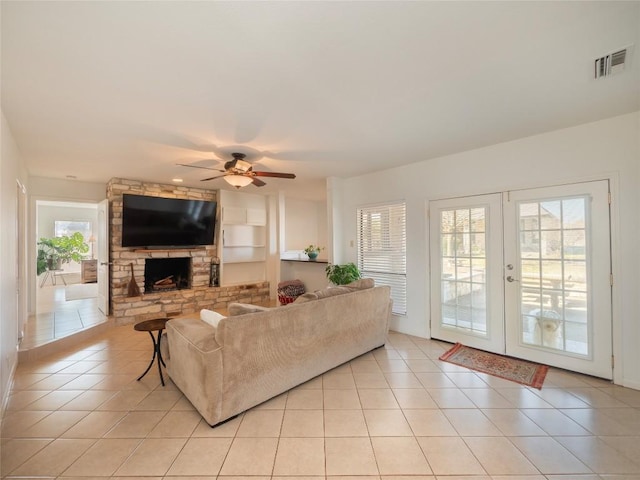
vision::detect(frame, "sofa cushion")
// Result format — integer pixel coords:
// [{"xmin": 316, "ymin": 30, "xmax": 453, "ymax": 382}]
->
[
  {"xmin": 345, "ymin": 278, "xmax": 375, "ymax": 290},
  {"xmin": 200, "ymin": 309, "xmax": 226, "ymax": 328},
  {"xmin": 228, "ymin": 303, "xmax": 271, "ymax": 316},
  {"xmin": 314, "ymin": 286, "xmax": 351, "ymax": 299},
  {"xmin": 293, "ymin": 292, "xmax": 319, "ymax": 304}
]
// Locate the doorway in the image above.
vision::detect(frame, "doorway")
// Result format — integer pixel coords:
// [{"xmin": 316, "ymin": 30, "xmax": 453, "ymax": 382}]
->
[
  {"xmin": 429, "ymin": 180, "xmax": 612, "ymax": 379},
  {"xmin": 23, "ymin": 200, "xmax": 107, "ymax": 350}
]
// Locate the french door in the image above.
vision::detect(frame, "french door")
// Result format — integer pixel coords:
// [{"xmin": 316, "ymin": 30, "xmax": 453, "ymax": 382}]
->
[
  {"xmin": 430, "ymin": 181, "xmax": 612, "ymax": 379},
  {"xmin": 430, "ymin": 193, "xmax": 505, "ymax": 353}
]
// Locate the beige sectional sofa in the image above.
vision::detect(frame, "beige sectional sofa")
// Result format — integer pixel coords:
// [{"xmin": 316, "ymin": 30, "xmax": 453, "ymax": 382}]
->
[{"xmin": 165, "ymin": 281, "xmax": 391, "ymax": 426}]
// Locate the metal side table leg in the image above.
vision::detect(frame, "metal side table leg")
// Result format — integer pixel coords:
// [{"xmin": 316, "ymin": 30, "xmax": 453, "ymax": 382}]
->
[{"xmin": 137, "ymin": 330, "xmax": 165, "ymax": 386}]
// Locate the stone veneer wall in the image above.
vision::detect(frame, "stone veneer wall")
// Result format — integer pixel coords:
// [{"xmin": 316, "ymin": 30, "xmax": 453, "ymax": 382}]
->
[{"xmin": 107, "ymin": 178, "xmax": 270, "ymax": 325}]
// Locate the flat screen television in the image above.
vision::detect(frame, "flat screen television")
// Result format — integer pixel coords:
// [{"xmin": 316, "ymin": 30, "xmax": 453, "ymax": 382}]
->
[{"xmin": 121, "ymin": 194, "xmax": 217, "ymax": 248}]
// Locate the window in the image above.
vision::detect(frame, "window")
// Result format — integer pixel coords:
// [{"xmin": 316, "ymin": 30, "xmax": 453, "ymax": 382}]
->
[
  {"xmin": 357, "ymin": 202, "xmax": 407, "ymax": 315},
  {"xmin": 54, "ymin": 220, "xmax": 92, "ymax": 241}
]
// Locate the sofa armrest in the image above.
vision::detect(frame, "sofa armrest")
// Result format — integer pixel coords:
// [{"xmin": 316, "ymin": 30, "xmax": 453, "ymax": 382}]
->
[
  {"xmin": 168, "ymin": 317, "xmax": 221, "ymax": 352},
  {"xmin": 165, "ymin": 317, "xmax": 224, "ymax": 425}
]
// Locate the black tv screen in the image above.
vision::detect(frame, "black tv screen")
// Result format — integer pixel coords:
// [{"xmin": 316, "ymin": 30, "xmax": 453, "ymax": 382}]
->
[{"xmin": 122, "ymin": 194, "xmax": 217, "ymax": 248}]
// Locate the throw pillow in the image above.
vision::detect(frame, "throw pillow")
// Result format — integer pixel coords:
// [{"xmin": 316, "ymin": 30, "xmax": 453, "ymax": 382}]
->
[
  {"xmin": 293, "ymin": 292, "xmax": 318, "ymax": 304},
  {"xmin": 200, "ymin": 309, "xmax": 226, "ymax": 328},
  {"xmin": 314, "ymin": 286, "xmax": 351, "ymax": 299},
  {"xmin": 228, "ymin": 303, "xmax": 271, "ymax": 316},
  {"xmin": 345, "ymin": 278, "xmax": 375, "ymax": 290}
]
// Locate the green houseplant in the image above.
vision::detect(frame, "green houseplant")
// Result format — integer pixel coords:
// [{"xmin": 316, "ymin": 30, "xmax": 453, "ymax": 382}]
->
[
  {"xmin": 37, "ymin": 232, "xmax": 89, "ymax": 275},
  {"xmin": 325, "ymin": 262, "xmax": 361, "ymax": 285}
]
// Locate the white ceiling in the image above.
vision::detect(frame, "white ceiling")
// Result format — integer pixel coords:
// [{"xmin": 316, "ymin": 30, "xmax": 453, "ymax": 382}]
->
[{"xmin": 2, "ymin": 1, "xmax": 639, "ymax": 200}]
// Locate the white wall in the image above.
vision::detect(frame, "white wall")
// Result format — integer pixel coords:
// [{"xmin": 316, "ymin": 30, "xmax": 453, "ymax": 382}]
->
[
  {"xmin": 29, "ymin": 176, "xmax": 107, "ymax": 202},
  {"xmin": 332, "ymin": 112, "xmax": 640, "ymax": 389},
  {"xmin": 1, "ymin": 111, "xmax": 28, "ymax": 411},
  {"xmin": 327, "ymin": 177, "xmax": 345, "ymax": 264},
  {"xmin": 37, "ymin": 204, "xmax": 98, "ymax": 240},
  {"xmin": 283, "ymin": 197, "xmax": 328, "ymax": 254}
]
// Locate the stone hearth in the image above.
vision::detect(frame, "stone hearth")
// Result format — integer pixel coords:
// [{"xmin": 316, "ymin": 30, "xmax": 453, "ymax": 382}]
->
[{"xmin": 107, "ymin": 178, "xmax": 270, "ymax": 325}]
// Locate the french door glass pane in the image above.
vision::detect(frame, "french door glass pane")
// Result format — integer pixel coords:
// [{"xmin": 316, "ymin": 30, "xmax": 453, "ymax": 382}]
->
[
  {"xmin": 440, "ymin": 207, "xmax": 488, "ymax": 335},
  {"xmin": 518, "ymin": 196, "xmax": 589, "ymax": 356}
]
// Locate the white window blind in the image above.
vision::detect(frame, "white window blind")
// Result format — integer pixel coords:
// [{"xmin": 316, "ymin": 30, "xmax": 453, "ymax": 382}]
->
[{"xmin": 357, "ymin": 202, "xmax": 407, "ymax": 315}]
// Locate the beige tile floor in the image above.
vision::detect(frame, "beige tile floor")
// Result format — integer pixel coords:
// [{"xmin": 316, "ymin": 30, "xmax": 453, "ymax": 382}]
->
[
  {"xmin": 4, "ymin": 325, "xmax": 640, "ymax": 479},
  {"xmin": 21, "ymin": 282, "xmax": 108, "ymax": 350}
]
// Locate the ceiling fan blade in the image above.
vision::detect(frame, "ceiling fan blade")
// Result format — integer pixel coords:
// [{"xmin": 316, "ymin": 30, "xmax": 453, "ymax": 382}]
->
[
  {"xmin": 177, "ymin": 163, "xmax": 224, "ymax": 172},
  {"xmin": 252, "ymin": 171, "xmax": 296, "ymax": 179},
  {"xmin": 251, "ymin": 177, "xmax": 267, "ymax": 187},
  {"xmin": 200, "ymin": 174, "xmax": 228, "ymax": 182}
]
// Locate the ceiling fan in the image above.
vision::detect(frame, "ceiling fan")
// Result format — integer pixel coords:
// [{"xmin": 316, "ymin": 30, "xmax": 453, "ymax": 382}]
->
[{"xmin": 178, "ymin": 152, "xmax": 296, "ymax": 188}]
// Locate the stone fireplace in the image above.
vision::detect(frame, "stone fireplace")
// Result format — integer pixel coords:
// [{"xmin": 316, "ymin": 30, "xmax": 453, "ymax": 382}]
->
[
  {"xmin": 144, "ymin": 257, "xmax": 191, "ymax": 292},
  {"xmin": 107, "ymin": 178, "xmax": 270, "ymax": 325}
]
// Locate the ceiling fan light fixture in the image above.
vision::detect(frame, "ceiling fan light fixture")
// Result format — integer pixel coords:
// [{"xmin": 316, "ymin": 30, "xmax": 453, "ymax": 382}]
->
[
  {"xmin": 235, "ymin": 159, "xmax": 252, "ymax": 172},
  {"xmin": 182, "ymin": 151, "xmax": 295, "ymax": 186},
  {"xmin": 224, "ymin": 175, "xmax": 253, "ymax": 189}
]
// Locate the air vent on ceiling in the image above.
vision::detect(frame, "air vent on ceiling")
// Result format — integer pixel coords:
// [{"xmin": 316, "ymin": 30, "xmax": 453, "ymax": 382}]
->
[{"xmin": 594, "ymin": 48, "xmax": 628, "ymax": 79}]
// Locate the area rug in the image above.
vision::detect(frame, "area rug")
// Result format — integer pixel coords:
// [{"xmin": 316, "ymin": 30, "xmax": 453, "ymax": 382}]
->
[
  {"xmin": 439, "ymin": 343, "xmax": 549, "ymax": 389},
  {"xmin": 65, "ymin": 283, "xmax": 98, "ymax": 301}
]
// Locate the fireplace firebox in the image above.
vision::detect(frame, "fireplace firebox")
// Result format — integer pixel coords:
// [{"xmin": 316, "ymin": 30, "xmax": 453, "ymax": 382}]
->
[{"xmin": 144, "ymin": 258, "xmax": 191, "ymax": 293}]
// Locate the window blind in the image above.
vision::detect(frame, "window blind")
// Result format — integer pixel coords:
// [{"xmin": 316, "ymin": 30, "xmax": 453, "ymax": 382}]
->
[{"xmin": 357, "ymin": 202, "xmax": 407, "ymax": 315}]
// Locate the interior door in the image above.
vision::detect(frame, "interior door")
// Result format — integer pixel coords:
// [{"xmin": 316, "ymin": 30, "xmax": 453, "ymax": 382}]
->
[
  {"xmin": 97, "ymin": 199, "xmax": 109, "ymax": 315},
  {"xmin": 16, "ymin": 181, "xmax": 27, "ymax": 341},
  {"xmin": 503, "ymin": 181, "xmax": 612, "ymax": 379},
  {"xmin": 429, "ymin": 193, "xmax": 505, "ymax": 353}
]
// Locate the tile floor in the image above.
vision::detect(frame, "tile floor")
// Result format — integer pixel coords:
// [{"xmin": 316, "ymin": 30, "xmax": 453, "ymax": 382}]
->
[
  {"xmin": 21, "ymin": 283, "xmax": 108, "ymax": 350},
  {"xmin": 4, "ymin": 326, "xmax": 640, "ymax": 479}
]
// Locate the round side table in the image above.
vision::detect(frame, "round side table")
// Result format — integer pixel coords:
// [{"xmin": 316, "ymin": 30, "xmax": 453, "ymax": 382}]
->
[{"xmin": 134, "ymin": 318, "xmax": 171, "ymax": 386}]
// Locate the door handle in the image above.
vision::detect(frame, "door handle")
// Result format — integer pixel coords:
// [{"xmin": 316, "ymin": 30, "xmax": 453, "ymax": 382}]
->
[
  {"xmin": 506, "ymin": 276, "xmax": 519, "ymax": 282},
  {"xmin": 100, "ymin": 262, "xmax": 113, "ymax": 266}
]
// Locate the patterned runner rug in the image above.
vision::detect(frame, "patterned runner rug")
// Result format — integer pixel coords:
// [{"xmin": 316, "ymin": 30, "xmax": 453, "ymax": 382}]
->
[{"xmin": 439, "ymin": 343, "xmax": 549, "ymax": 389}]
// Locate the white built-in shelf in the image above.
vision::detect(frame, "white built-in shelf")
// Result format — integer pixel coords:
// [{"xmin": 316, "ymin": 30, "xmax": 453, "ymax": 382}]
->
[{"xmin": 219, "ymin": 191, "xmax": 268, "ymax": 287}]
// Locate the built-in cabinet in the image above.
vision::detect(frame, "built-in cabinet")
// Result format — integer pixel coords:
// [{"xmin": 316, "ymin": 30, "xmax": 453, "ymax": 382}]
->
[{"xmin": 219, "ymin": 192, "xmax": 268, "ymax": 287}]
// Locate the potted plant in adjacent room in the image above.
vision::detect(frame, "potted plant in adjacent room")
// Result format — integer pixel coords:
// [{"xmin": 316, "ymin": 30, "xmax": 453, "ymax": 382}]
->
[
  {"xmin": 303, "ymin": 244, "xmax": 324, "ymax": 261},
  {"xmin": 36, "ymin": 232, "xmax": 89, "ymax": 275},
  {"xmin": 325, "ymin": 262, "xmax": 361, "ymax": 285}
]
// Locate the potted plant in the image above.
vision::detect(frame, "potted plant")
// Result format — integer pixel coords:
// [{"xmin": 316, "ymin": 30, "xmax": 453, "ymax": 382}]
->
[
  {"xmin": 325, "ymin": 262, "xmax": 361, "ymax": 285},
  {"xmin": 37, "ymin": 232, "xmax": 89, "ymax": 275},
  {"xmin": 303, "ymin": 244, "xmax": 324, "ymax": 261}
]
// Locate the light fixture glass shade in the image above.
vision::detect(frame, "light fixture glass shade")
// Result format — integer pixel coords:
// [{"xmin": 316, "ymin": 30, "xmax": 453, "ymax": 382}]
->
[{"xmin": 224, "ymin": 175, "xmax": 253, "ymax": 188}]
